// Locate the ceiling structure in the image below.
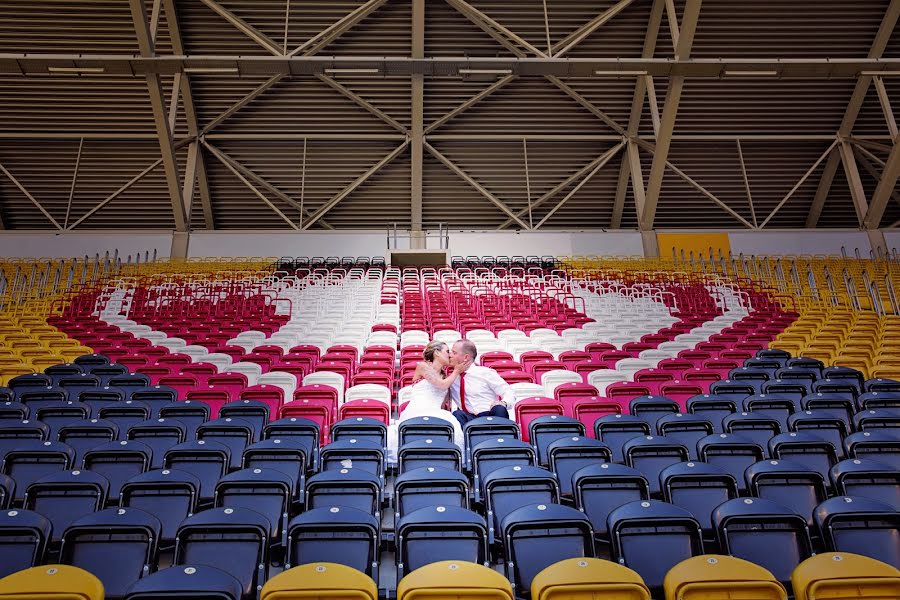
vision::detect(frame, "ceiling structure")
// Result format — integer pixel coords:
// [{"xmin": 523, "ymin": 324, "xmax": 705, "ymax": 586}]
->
[{"xmin": 0, "ymin": 0, "xmax": 898, "ymax": 233}]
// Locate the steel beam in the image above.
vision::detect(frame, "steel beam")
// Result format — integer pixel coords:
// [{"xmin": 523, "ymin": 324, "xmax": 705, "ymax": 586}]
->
[
  {"xmin": 444, "ymin": 0, "xmax": 547, "ymax": 57},
  {"xmin": 0, "ymin": 162, "xmax": 63, "ymax": 230},
  {"xmin": 534, "ymin": 141, "xmax": 624, "ymax": 228},
  {"xmin": 67, "ymin": 159, "xmax": 163, "ymax": 230},
  {"xmin": 202, "ymin": 142, "xmax": 300, "ymax": 230},
  {"xmin": 316, "ymin": 74, "xmax": 407, "ymax": 134},
  {"xmin": 64, "ymin": 137, "xmax": 84, "ymax": 230},
  {"xmin": 302, "ymin": 141, "xmax": 410, "ymax": 230},
  {"xmin": 865, "ymin": 137, "xmax": 900, "ymax": 228},
  {"xmin": 640, "ymin": 0, "xmax": 702, "ymax": 230},
  {"xmin": 855, "ymin": 145, "xmax": 900, "ymax": 209},
  {"xmin": 426, "ymin": 141, "xmax": 530, "ymax": 230},
  {"xmin": 840, "ymin": 140, "xmax": 871, "ymax": 226},
  {"xmin": 198, "ymin": 0, "xmax": 283, "ymax": 56},
  {"xmin": 424, "ymin": 75, "xmax": 516, "ymax": 135},
  {"xmin": 551, "ymin": 0, "xmax": 636, "ymax": 58},
  {"xmin": 736, "ymin": 139, "xmax": 757, "ymax": 228},
  {"xmin": 129, "ymin": 0, "xmax": 187, "ymax": 232},
  {"xmin": 806, "ymin": 147, "xmax": 840, "ymax": 228},
  {"xmin": 874, "ymin": 76, "xmax": 899, "ymax": 140},
  {"xmin": 546, "ymin": 77, "xmax": 627, "ymax": 135},
  {"xmin": 288, "ymin": 0, "xmax": 389, "ymax": 57},
  {"xmin": 201, "ymin": 75, "xmax": 284, "ymax": 136},
  {"xmin": 760, "ymin": 139, "xmax": 839, "ymax": 228}
]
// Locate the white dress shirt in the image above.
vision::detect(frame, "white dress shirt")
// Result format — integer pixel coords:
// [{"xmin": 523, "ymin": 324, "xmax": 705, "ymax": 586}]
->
[{"xmin": 449, "ymin": 364, "xmax": 516, "ymax": 414}]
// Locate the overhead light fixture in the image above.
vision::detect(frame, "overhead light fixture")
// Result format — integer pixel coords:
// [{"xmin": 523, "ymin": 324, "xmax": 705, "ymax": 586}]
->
[
  {"xmin": 184, "ymin": 67, "xmax": 239, "ymax": 74},
  {"xmin": 860, "ymin": 71, "xmax": 900, "ymax": 77},
  {"xmin": 723, "ymin": 70, "xmax": 779, "ymax": 77},
  {"xmin": 47, "ymin": 67, "xmax": 105, "ymax": 74},
  {"xmin": 458, "ymin": 69, "xmax": 512, "ymax": 75},
  {"xmin": 323, "ymin": 68, "xmax": 380, "ymax": 75},
  {"xmin": 594, "ymin": 70, "xmax": 648, "ymax": 77}
]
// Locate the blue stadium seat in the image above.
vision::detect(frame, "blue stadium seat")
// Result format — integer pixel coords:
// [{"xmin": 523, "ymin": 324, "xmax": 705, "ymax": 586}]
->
[
  {"xmin": 35, "ymin": 401, "xmax": 90, "ymax": 440},
  {"xmin": 768, "ymin": 431, "xmax": 839, "ymax": 484},
  {"xmin": 708, "ymin": 381, "xmax": 756, "ymax": 401},
  {"xmin": 0, "ymin": 474, "xmax": 14, "ymax": 509},
  {"xmin": 572, "ymin": 463, "xmax": 649, "ymax": 543},
  {"xmin": 844, "ymin": 430, "xmax": 900, "ymax": 469},
  {"xmin": 107, "ymin": 375, "xmax": 152, "ymax": 396},
  {"xmin": 660, "ymin": 461, "xmax": 738, "ymax": 539},
  {"xmin": 241, "ymin": 438, "xmax": 307, "ymax": 506},
  {"xmin": 686, "ymin": 396, "xmax": 737, "ymax": 433},
  {"xmin": 197, "ymin": 417, "xmax": 256, "ymax": 471},
  {"xmin": 393, "ymin": 467, "xmax": 469, "ymax": 520},
  {"xmin": 78, "ymin": 387, "xmax": 127, "ymax": 415},
  {"xmin": 0, "ymin": 508, "xmax": 50, "ymax": 578},
  {"xmin": 24, "ymin": 469, "xmax": 109, "ymax": 544},
  {"xmin": 484, "ymin": 465, "xmax": 559, "ymax": 545},
  {"xmin": 99, "ymin": 401, "xmax": 151, "ymax": 440},
  {"xmin": 788, "ymin": 411, "xmax": 848, "ymax": 459},
  {"xmin": 854, "ymin": 408, "xmax": 900, "ymax": 433},
  {"xmin": 124, "ymin": 565, "xmax": 243, "ymax": 600},
  {"xmin": 130, "ymin": 386, "xmax": 179, "ymax": 418},
  {"xmin": 215, "ymin": 467, "xmax": 292, "ymax": 548},
  {"xmin": 3, "ymin": 439, "xmax": 75, "ymax": 504},
  {"xmin": 82, "ymin": 440, "xmax": 152, "ymax": 503},
  {"xmin": 0, "ymin": 420, "xmax": 50, "ymax": 466},
  {"xmin": 471, "ymin": 437, "xmax": 536, "ymax": 503},
  {"xmin": 395, "ymin": 505, "xmax": 488, "ymax": 581},
  {"xmin": 319, "ymin": 439, "xmax": 385, "ymax": 485},
  {"xmin": 163, "ymin": 440, "xmax": 230, "ymax": 505},
  {"xmin": 830, "ymin": 458, "xmax": 900, "ymax": 509},
  {"xmin": 656, "ymin": 414, "xmax": 714, "ymax": 459},
  {"xmin": 814, "ymin": 496, "xmax": 900, "ymax": 566},
  {"xmin": 58, "ymin": 418, "xmax": 118, "ymax": 465},
  {"xmin": 463, "ymin": 416, "xmax": 519, "ymax": 470},
  {"xmin": 746, "ymin": 459, "xmax": 827, "ymax": 527},
  {"xmin": 158, "ymin": 401, "xmax": 210, "ymax": 439},
  {"xmin": 264, "ymin": 417, "xmax": 320, "ymax": 471},
  {"xmin": 331, "ymin": 417, "xmax": 388, "ymax": 449},
  {"xmin": 305, "ymin": 468, "xmax": 381, "ymax": 518},
  {"xmin": 857, "ymin": 390, "xmax": 900, "ymax": 411},
  {"xmin": 397, "ymin": 439, "xmax": 462, "ymax": 474},
  {"xmin": 127, "ymin": 418, "xmax": 187, "ymax": 470},
  {"xmin": 399, "ymin": 416, "xmax": 455, "ymax": 445},
  {"xmin": 546, "ymin": 436, "xmax": 610, "ymax": 497},
  {"xmin": 120, "ymin": 468, "xmax": 201, "ymax": 545},
  {"xmin": 0, "ymin": 401, "xmax": 29, "ymax": 423},
  {"xmin": 622, "ymin": 435, "xmax": 689, "ymax": 496},
  {"xmin": 286, "ymin": 506, "xmax": 379, "ymax": 583},
  {"xmin": 629, "ymin": 397, "xmax": 680, "ymax": 431},
  {"xmin": 697, "ymin": 433, "xmax": 765, "ymax": 494},
  {"xmin": 743, "ymin": 395, "xmax": 796, "ymax": 431},
  {"xmin": 220, "ymin": 400, "xmax": 271, "ymax": 443},
  {"xmin": 528, "ymin": 415, "xmax": 585, "ymax": 467},
  {"xmin": 594, "ymin": 414, "xmax": 651, "ymax": 462}
]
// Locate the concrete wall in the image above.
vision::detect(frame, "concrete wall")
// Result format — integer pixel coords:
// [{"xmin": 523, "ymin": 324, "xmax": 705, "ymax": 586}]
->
[
  {"xmin": 187, "ymin": 231, "xmax": 390, "ymax": 258},
  {"xmin": 0, "ymin": 232, "xmax": 173, "ymax": 259},
  {"xmin": 450, "ymin": 231, "xmax": 645, "ymax": 258},
  {"xmin": 727, "ymin": 230, "xmax": 871, "ymax": 257}
]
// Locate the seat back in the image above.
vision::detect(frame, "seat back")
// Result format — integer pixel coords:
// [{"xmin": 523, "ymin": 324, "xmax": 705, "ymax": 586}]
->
[
  {"xmin": 791, "ymin": 552, "xmax": 900, "ymax": 600},
  {"xmin": 261, "ymin": 563, "xmax": 378, "ymax": 600},
  {"xmin": 397, "ymin": 561, "xmax": 513, "ymax": 600},
  {"xmin": 531, "ymin": 557, "xmax": 650, "ymax": 600},
  {"xmin": 663, "ymin": 555, "xmax": 786, "ymax": 600},
  {"xmin": 0, "ymin": 565, "xmax": 104, "ymax": 600}
]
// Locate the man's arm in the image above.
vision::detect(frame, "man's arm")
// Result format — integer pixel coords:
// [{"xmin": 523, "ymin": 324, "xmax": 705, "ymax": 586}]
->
[{"xmin": 484, "ymin": 367, "xmax": 517, "ymax": 407}]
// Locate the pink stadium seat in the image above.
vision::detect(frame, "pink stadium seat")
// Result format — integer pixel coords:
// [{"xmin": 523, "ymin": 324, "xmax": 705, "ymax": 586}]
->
[
  {"xmin": 338, "ymin": 399, "xmax": 390, "ymax": 425},
  {"xmin": 514, "ymin": 397, "xmax": 564, "ymax": 442}
]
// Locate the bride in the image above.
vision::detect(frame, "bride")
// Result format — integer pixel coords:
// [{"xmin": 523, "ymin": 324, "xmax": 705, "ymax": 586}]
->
[{"xmin": 397, "ymin": 340, "xmax": 467, "ymax": 450}]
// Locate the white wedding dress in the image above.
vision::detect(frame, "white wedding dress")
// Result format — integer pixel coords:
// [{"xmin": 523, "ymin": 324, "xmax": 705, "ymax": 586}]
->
[{"xmin": 386, "ymin": 375, "xmax": 464, "ymax": 463}]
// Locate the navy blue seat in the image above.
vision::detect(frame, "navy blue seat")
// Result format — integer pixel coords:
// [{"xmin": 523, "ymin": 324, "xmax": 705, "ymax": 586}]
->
[
  {"xmin": 501, "ymin": 503, "xmax": 594, "ymax": 597},
  {"xmin": 397, "ymin": 439, "xmax": 462, "ymax": 474},
  {"xmin": 821, "ymin": 366, "xmax": 864, "ymax": 390},
  {"xmin": 775, "ymin": 367, "xmax": 819, "ymax": 386},
  {"xmin": 130, "ymin": 386, "xmax": 178, "ymax": 418},
  {"xmin": 595, "ymin": 414, "xmax": 651, "ymax": 462},
  {"xmin": 319, "ymin": 439, "xmax": 385, "ymax": 483},
  {"xmin": 35, "ymin": 401, "xmax": 89, "ymax": 439},
  {"xmin": 686, "ymin": 396, "xmax": 736, "ymax": 433},
  {"xmin": 740, "ymin": 359, "xmax": 781, "ymax": 377},
  {"xmin": 728, "ymin": 368, "xmax": 771, "ymax": 389},
  {"xmin": 107, "ymin": 375, "xmax": 152, "ymax": 396},
  {"xmin": 128, "ymin": 418, "xmax": 187, "ymax": 470},
  {"xmin": 656, "ymin": 414, "xmax": 714, "ymax": 460},
  {"xmin": 854, "ymin": 408, "xmax": 900, "ymax": 433},
  {"xmin": 88, "ymin": 364, "xmax": 129, "ymax": 386},
  {"xmin": 746, "ymin": 459, "xmax": 827, "ymax": 527},
  {"xmin": 721, "ymin": 411, "xmax": 781, "ymax": 455},
  {"xmin": 396, "ymin": 506, "xmax": 488, "ymax": 580},
  {"xmin": 622, "ymin": 435, "xmax": 689, "ymax": 496},
  {"xmin": 857, "ymin": 390, "xmax": 900, "ymax": 411},
  {"xmin": 713, "ymin": 497, "xmax": 812, "ymax": 588},
  {"xmin": 45, "ymin": 363, "xmax": 84, "ymax": 381},
  {"xmin": 174, "ymin": 507, "xmax": 271, "ymax": 600},
  {"xmin": 830, "ymin": 458, "xmax": 900, "ymax": 509},
  {"xmin": 24, "ymin": 469, "xmax": 109, "ymax": 544},
  {"xmin": 864, "ymin": 378, "xmax": 900, "ymax": 393},
  {"xmin": 8, "ymin": 373, "xmax": 53, "ymax": 390},
  {"xmin": 844, "ymin": 430, "xmax": 900, "ymax": 469},
  {"xmin": 78, "ymin": 387, "xmax": 127, "ymax": 415},
  {"xmin": 3, "ymin": 439, "xmax": 75, "ymax": 504},
  {"xmin": 17, "ymin": 387, "xmax": 69, "ymax": 411},
  {"xmin": 330, "ymin": 417, "xmax": 388, "ymax": 449},
  {"xmin": 768, "ymin": 431, "xmax": 839, "ymax": 484},
  {"xmin": 528, "ymin": 415, "xmax": 585, "ymax": 467},
  {"xmin": 57, "ymin": 374, "xmax": 102, "ymax": 397},
  {"xmin": 483, "ymin": 465, "xmax": 559, "ymax": 545},
  {"xmin": 214, "ymin": 467, "xmax": 292, "ymax": 548},
  {"xmin": 788, "ymin": 411, "xmax": 849, "ymax": 459},
  {"xmin": 241, "ymin": 438, "xmax": 307, "ymax": 505},
  {"xmin": 743, "ymin": 394, "xmax": 796, "ymax": 430},
  {"xmin": 696, "ymin": 433, "xmax": 765, "ymax": 494},
  {"xmin": 73, "ymin": 354, "xmax": 110, "ymax": 368},
  {"xmin": 164, "ymin": 440, "xmax": 230, "ymax": 505},
  {"xmin": 0, "ymin": 401, "xmax": 29, "ymax": 422},
  {"xmin": 0, "ymin": 474, "xmax": 14, "ymax": 509},
  {"xmin": 801, "ymin": 392, "xmax": 855, "ymax": 428},
  {"xmin": 786, "ymin": 357, "xmax": 824, "ymax": 374},
  {"xmin": 99, "ymin": 401, "xmax": 151, "ymax": 439},
  {"xmin": 82, "ymin": 439, "xmax": 152, "ymax": 503},
  {"xmin": 660, "ymin": 461, "xmax": 738, "ymax": 538},
  {"xmin": 394, "ymin": 467, "xmax": 469, "ymax": 520},
  {"xmin": 811, "ymin": 379, "xmax": 859, "ymax": 400},
  {"xmin": 58, "ymin": 418, "xmax": 118, "ymax": 465},
  {"xmin": 120, "ymin": 468, "xmax": 201, "ymax": 545},
  {"xmin": 305, "ymin": 468, "xmax": 381, "ymax": 518},
  {"xmin": 158, "ymin": 401, "xmax": 210, "ymax": 439},
  {"xmin": 197, "ymin": 417, "xmax": 256, "ymax": 471},
  {"xmin": 546, "ymin": 436, "xmax": 610, "ymax": 497},
  {"xmin": 0, "ymin": 508, "xmax": 51, "ymax": 578},
  {"xmin": 814, "ymin": 496, "xmax": 900, "ymax": 566},
  {"xmin": 263, "ymin": 417, "xmax": 320, "ymax": 471},
  {"xmin": 708, "ymin": 381, "xmax": 755, "ymax": 401},
  {"xmin": 608, "ymin": 500, "xmax": 703, "ymax": 595},
  {"xmin": 755, "ymin": 349, "xmax": 790, "ymax": 365},
  {"xmin": 286, "ymin": 506, "xmax": 379, "ymax": 583},
  {"xmin": 123, "ymin": 565, "xmax": 243, "ymax": 600},
  {"xmin": 0, "ymin": 388, "xmax": 13, "ymax": 404},
  {"xmin": 628, "ymin": 396, "xmax": 680, "ymax": 431},
  {"xmin": 398, "ymin": 416, "xmax": 455, "ymax": 445},
  {"xmin": 471, "ymin": 437, "xmax": 536, "ymax": 502},
  {"xmin": 0, "ymin": 420, "xmax": 49, "ymax": 466},
  {"xmin": 463, "ymin": 416, "xmax": 519, "ymax": 470},
  {"xmin": 60, "ymin": 506, "xmax": 161, "ymax": 600},
  {"xmin": 219, "ymin": 400, "xmax": 271, "ymax": 443},
  {"xmin": 573, "ymin": 463, "xmax": 649, "ymax": 543}
]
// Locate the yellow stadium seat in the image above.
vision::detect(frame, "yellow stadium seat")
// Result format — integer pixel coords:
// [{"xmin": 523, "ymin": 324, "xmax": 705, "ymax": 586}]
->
[
  {"xmin": 792, "ymin": 553, "xmax": 900, "ymax": 600},
  {"xmin": 664, "ymin": 555, "xmax": 786, "ymax": 600},
  {"xmin": 532, "ymin": 558, "xmax": 650, "ymax": 600},
  {"xmin": 58, "ymin": 347, "xmax": 94, "ymax": 361},
  {"xmin": 397, "ymin": 561, "xmax": 514, "ymax": 600},
  {"xmin": 29, "ymin": 355, "xmax": 68, "ymax": 372},
  {"xmin": 871, "ymin": 366, "xmax": 900, "ymax": 380},
  {"xmin": 261, "ymin": 563, "xmax": 377, "ymax": 600},
  {"xmin": 0, "ymin": 565, "xmax": 104, "ymax": 600},
  {"xmin": 0, "ymin": 366, "xmax": 34, "ymax": 386}
]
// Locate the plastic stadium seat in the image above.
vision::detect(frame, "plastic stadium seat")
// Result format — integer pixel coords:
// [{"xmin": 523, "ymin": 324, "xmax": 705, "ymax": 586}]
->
[
  {"xmin": 0, "ymin": 509, "xmax": 51, "ymax": 578},
  {"xmin": 814, "ymin": 496, "xmax": 900, "ymax": 565},
  {"xmin": 629, "ymin": 397, "xmax": 680, "ymax": 430},
  {"xmin": 394, "ymin": 467, "xmax": 469, "ymax": 519},
  {"xmin": 58, "ymin": 419, "xmax": 119, "ymax": 465},
  {"xmin": 0, "ymin": 565, "xmax": 103, "ymax": 600},
  {"xmin": 546, "ymin": 436, "xmax": 610, "ymax": 498},
  {"xmin": 788, "ymin": 411, "xmax": 849, "ymax": 458},
  {"xmin": 697, "ymin": 433, "xmax": 765, "ymax": 494},
  {"xmin": 338, "ymin": 399, "xmax": 390, "ymax": 425},
  {"xmin": 515, "ymin": 398, "xmax": 564, "ymax": 442},
  {"xmin": 830, "ymin": 458, "xmax": 900, "ymax": 509},
  {"xmin": 241, "ymin": 438, "xmax": 308, "ymax": 505},
  {"xmin": 397, "ymin": 561, "xmax": 513, "ymax": 600},
  {"xmin": 24, "ymin": 469, "xmax": 109, "ymax": 544},
  {"xmin": 215, "ymin": 467, "xmax": 292, "ymax": 547},
  {"xmin": 120, "ymin": 468, "xmax": 201, "ymax": 545},
  {"xmin": 396, "ymin": 506, "xmax": 489, "ymax": 580},
  {"xmin": 531, "ymin": 557, "xmax": 650, "ymax": 600},
  {"xmin": 124, "ymin": 565, "xmax": 243, "ymax": 600},
  {"xmin": 607, "ymin": 500, "xmax": 703, "ymax": 595},
  {"xmin": 500, "ymin": 503, "xmax": 594, "ymax": 597},
  {"xmin": 305, "ymin": 469, "xmax": 381, "ymax": 518},
  {"xmin": 768, "ymin": 432, "xmax": 839, "ymax": 484},
  {"xmin": 656, "ymin": 414, "xmax": 714, "ymax": 460},
  {"xmin": 197, "ymin": 418, "xmax": 256, "ymax": 471},
  {"xmin": 528, "ymin": 415, "xmax": 585, "ymax": 467},
  {"xmin": 748, "ymin": 458, "xmax": 828, "ymax": 527},
  {"xmin": 844, "ymin": 431, "xmax": 900, "ymax": 469},
  {"xmin": 623, "ymin": 435, "xmax": 689, "ymax": 496},
  {"xmin": 484, "ymin": 466, "xmax": 559, "ymax": 544},
  {"xmin": 713, "ymin": 497, "xmax": 813, "ymax": 588},
  {"xmin": 0, "ymin": 421, "xmax": 50, "ymax": 466},
  {"xmin": 286, "ymin": 506, "xmax": 379, "ymax": 583},
  {"xmin": 3, "ymin": 440, "xmax": 75, "ymax": 504},
  {"xmin": 262, "ymin": 563, "xmax": 378, "ymax": 600},
  {"xmin": 462, "ymin": 416, "xmax": 519, "ymax": 469},
  {"xmin": 263, "ymin": 417, "xmax": 320, "ymax": 470},
  {"xmin": 791, "ymin": 552, "xmax": 900, "ymax": 600},
  {"xmin": 174, "ymin": 507, "xmax": 270, "ymax": 600},
  {"xmin": 854, "ymin": 408, "xmax": 900, "ymax": 433},
  {"xmin": 664, "ymin": 555, "xmax": 786, "ymax": 600},
  {"xmin": 723, "ymin": 412, "xmax": 781, "ymax": 456},
  {"xmin": 127, "ymin": 419, "xmax": 187, "ymax": 470},
  {"xmin": 398, "ymin": 439, "xmax": 462, "ymax": 474},
  {"xmin": 660, "ymin": 461, "xmax": 738, "ymax": 539},
  {"xmin": 398, "ymin": 416, "xmax": 455, "ymax": 445},
  {"xmin": 471, "ymin": 438, "xmax": 536, "ymax": 502},
  {"xmin": 99, "ymin": 402, "xmax": 151, "ymax": 440},
  {"xmin": 0, "ymin": 474, "xmax": 13, "ymax": 509},
  {"xmin": 60, "ymin": 507, "xmax": 161, "ymax": 600}
]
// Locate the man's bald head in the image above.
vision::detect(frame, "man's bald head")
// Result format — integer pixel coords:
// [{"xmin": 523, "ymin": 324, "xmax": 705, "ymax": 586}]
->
[{"xmin": 451, "ymin": 339, "xmax": 478, "ymax": 365}]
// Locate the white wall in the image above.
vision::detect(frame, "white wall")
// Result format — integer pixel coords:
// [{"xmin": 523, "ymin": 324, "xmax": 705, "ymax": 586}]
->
[
  {"xmin": 449, "ymin": 230, "xmax": 644, "ymax": 258},
  {"xmin": 881, "ymin": 231, "xmax": 900, "ymax": 255},
  {"xmin": 727, "ymin": 230, "xmax": 872, "ymax": 257},
  {"xmin": 0, "ymin": 232, "xmax": 173, "ymax": 259},
  {"xmin": 187, "ymin": 231, "xmax": 389, "ymax": 258}
]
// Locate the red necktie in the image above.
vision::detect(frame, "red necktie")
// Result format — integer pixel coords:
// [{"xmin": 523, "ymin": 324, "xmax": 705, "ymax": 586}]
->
[{"xmin": 459, "ymin": 372, "xmax": 469, "ymax": 413}]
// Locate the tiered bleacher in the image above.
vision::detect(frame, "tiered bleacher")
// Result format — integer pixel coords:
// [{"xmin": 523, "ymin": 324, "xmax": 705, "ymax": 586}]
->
[{"xmin": 0, "ymin": 254, "xmax": 896, "ymax": 599}]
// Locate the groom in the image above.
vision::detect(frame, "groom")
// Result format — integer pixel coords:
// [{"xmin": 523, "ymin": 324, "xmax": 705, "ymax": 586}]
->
[{"xmin": 449, "ymin": 339, "xmax": 516, "ymax": 425}]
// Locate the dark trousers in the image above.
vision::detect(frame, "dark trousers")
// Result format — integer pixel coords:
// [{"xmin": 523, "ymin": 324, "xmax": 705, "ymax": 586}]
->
[{"xmin": 453, "ymin": 404, "xmax": 509, "ymax": 426}]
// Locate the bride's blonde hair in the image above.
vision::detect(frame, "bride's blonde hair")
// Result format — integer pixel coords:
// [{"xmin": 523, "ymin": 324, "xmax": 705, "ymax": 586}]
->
[{"xmin": 423, "ymin": 340, "xmax": 447, "ymax": 362}]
